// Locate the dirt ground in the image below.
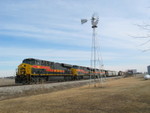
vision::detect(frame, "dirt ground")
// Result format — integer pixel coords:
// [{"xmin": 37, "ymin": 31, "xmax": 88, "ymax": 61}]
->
[{"xmin": 0, "ymin": 76, "xmax": 149, "ymax": 113}]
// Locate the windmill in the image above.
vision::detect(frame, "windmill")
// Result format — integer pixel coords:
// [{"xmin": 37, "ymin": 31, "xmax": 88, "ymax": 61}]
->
[{"xmin": 81, "ymin": 14, "xmax": 103, "ymax": 87}]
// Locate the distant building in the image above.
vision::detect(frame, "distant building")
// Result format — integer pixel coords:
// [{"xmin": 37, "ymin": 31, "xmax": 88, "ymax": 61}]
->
[
  {"xmin": 127, "ymin": 69, "xmax": 137, "ymax": 74},
  {"xmin": 132, "ymin": 69, "xmax": 137, "ymax": 74},
  {"xmin": 147, "ymin": 65, "xmax": 150, "ymax": 75}
]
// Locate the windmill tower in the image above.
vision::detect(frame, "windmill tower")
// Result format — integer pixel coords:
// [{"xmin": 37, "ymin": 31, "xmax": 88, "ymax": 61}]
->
[{"xmin": 81, "ymin": 14, "xmax": 103, "ymax": 87}]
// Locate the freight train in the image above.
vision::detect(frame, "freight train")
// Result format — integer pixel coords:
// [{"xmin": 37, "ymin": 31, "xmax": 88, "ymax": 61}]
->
[{"xmin": 15, "ymin": 58, "xmax": 120, "ymax": 84}]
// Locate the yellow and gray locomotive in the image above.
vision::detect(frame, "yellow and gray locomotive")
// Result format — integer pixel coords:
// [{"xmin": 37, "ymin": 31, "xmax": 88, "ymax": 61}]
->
[{"xmin": 15, "ymin": 58, "xmax": 117, "ymax": 84}]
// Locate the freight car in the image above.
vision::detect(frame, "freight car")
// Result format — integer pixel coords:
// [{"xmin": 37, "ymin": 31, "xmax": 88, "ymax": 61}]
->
[
  {"xmin": 15, "ymin": 58, "xmax": 117, "ymax": 84},
  {"xmin": 105, "ymin": 70, "xmax": 118, "ymax": 77}
]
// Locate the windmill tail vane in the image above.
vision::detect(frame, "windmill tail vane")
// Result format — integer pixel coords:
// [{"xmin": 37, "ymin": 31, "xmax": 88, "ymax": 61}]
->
[{"xmin": 81, "ymin": 19, "xmax": 88, "ymax": 24}]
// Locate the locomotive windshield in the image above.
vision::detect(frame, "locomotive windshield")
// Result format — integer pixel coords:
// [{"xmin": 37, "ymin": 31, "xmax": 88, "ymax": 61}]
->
[
  {"xmin": 23, "ymin": 59, "xmax": 36, "ymax": 65},
  {"xmin": 73, "ymin": 65, "xmax": 79, "ymax": 69}
]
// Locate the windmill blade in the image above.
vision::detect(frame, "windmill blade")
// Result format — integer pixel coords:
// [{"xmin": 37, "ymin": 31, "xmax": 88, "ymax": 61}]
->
[
  {"xmin": 81, "ymin": 19, "xmax": 88, "ymax": 24},
  {"xmin": 91, "ymin": 13, "xmax": 99, "ymax": 28}
]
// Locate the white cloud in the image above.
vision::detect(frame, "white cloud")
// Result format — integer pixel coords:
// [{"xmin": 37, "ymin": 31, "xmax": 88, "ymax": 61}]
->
[{"xmin": 0, "ymin": 47, "xmax": 90, "ymax": 61}]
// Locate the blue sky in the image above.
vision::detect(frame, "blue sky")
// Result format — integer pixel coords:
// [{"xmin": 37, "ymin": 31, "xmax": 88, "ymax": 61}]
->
[{"xmin": 0, "ymin": 0, "xmax": 150, "ymax": 77}]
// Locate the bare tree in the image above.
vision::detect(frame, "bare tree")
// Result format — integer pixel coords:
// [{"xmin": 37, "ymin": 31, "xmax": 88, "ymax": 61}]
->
[{"xmin": 132, "ymin": 23, "xmax": 150, "ymax": 52}]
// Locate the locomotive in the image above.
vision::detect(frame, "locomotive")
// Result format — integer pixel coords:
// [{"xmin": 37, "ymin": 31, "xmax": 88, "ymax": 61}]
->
[{"xmin": 15, "ymin": 58, "xmax": 118, "ymax": 84}]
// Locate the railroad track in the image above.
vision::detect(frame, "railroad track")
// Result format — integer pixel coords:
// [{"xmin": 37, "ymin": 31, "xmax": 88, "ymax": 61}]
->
[{"xmin": 0, "ymin": 84, "xmax": 22, "ymax": 88}]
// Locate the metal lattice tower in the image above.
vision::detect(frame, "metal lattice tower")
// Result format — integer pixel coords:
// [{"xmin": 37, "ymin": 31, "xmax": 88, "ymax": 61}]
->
[{"xmin": 81, "ymin": 13, "xmax": 103, "ymax": 87}]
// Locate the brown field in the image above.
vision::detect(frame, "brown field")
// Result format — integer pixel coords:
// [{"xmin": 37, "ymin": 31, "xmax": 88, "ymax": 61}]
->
[
  {"xmin": 0, "ymin": 76, "xmax": 149, "ymax": 113},
  {"xmin": 0, "ymin": 78, "xmax": 15, "ymax": 86}
]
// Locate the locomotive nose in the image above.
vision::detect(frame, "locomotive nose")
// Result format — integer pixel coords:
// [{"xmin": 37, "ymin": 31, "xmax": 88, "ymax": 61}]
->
[
  {"xmin": 17, "ymin": 64, "xmax": 27, "ymax": 75},
  {"xmin": 20, "ymin": 67, "xmax": 26, "ymax": 75}
]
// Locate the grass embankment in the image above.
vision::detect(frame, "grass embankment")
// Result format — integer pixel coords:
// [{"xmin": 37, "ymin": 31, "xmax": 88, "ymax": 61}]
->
[{"xmin": 0, "ymin": 76, "xmax": 149, "ymax": 113}]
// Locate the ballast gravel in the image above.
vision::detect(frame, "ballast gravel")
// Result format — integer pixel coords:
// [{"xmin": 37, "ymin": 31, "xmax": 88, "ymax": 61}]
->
[{"xmin": 0, "ymin": 79, "xmax": 103, "ymax": 100}]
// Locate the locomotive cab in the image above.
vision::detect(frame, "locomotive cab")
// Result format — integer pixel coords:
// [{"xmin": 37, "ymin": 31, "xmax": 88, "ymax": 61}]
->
[{"xmin": 15, "ymin": 59, "xmax": 34, "ymax": 84}]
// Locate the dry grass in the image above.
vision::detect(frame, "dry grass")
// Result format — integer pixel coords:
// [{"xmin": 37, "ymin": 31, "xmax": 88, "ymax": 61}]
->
[
  {"xmin": 0, "ymin": 78, "xmax": 15, "ymax": 86},
  {"xmin": 0, "ymin": 77, "xmax": 149, "ymax": 113}
]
